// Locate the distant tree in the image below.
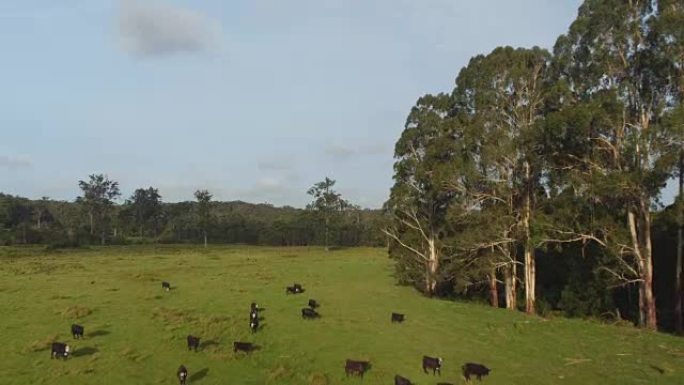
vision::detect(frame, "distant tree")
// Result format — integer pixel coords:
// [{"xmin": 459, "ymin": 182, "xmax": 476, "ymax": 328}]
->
[
  {"xmin": 307, "ymin": 177, "xmax": 347, "ymax": 251},
  {"xmin": 194, "ymin": 189, "xmax": 212, "ymax": 248},
  {"xmin": 128, "ymin": 187, "xmax": 163, "ymax": 238},
  {"xmin": 6, "ymin": 199, "xmax": 33, "ymax": 244},
  {"xmin": 77, "ymin": 174, "xmax": 121, "ymax": 245},
  {"xmin": 385, "ymin": 94, "xmax": 456, "ymax": 296}
]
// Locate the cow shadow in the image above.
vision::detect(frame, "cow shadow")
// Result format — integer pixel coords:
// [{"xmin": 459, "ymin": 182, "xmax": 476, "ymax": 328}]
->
[
  {"xmin": 72, "ymin": 347, "xmax": 98, "ymax": 357},
  {"xmin": 200, "ymin": 340, "xmax": 219, "ymax": 350},
  {"xmin": 189, "ymin": 368, "xmax": 209, "ymax": 382},
  {"xmin": 89, "ymin": 330, "xmax": 110, "ymax": 338}
]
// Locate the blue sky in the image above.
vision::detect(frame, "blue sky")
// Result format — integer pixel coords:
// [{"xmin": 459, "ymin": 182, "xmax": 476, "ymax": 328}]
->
[{"xmin": 6, "ymin": 0, "xmax": 667, "ymax": 209}]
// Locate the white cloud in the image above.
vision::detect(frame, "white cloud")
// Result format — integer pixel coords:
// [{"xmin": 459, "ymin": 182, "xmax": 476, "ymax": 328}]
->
[
  {"xmin": 0, "ymin": 155, "xmax": 32, "ymax": 170},
  {"xmin": 118, "ymin": 0, "xmax": 222, "ymax": 57},
  {"xmin": 325, "ymin": 142, "xmax": 387, "ymax": 160},
  {"xmin": 257, "ymin": 157, "xmax": 294, "ymax": 171}
]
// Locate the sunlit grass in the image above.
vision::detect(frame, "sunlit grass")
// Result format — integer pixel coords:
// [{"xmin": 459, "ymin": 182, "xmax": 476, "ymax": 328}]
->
[{"xmin": 0, "ymin": 245, "xmax": 682, "ymax": 384}]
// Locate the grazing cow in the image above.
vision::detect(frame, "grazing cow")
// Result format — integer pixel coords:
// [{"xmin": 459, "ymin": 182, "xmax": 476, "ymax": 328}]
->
[
  {"xmin": 162, "ymin": 281, "xmax": 171, "ymax": 291},
  {"xmin": 301, "ymin": 308, "xmax": 320, "ymax": 319},
  {"xmin": 50, "ymin": 342, "xmax": 70, "ymax": 360},
  {"xmin": 422, "ymin": 356, "xmax": 443, "ymax": 375},
  {"xmin": 394, "ymin": 374, "xmax": 413, "ymax": 385},
  {"xmin": 250, "ymin": 309, "xmax": 258, "ymax": 321},
  {"xmin": 71, "ymin": 324, "xmax": 84, "ymax": 339},
  {"xmin": 462, "ymin": 363, "xmax": 491, "ymax": 381},
  {"xmin": 250, "ymin": 317, "xmax": 259, "ymax": 333},
  {"xmin": 177, "ymin": 365, "xmax": 188, "ymax": 385},
  {"xmin": 391, "ymin": 312, "xmax": 405, "ymax": 323},
  {"xmin": 233, "ymin": 341, "xmax": 254, "ymax": 353},
  {"xmin": 286, "ymin": 284, "xmax": 303, "ymax": 294},
  {"xmin": 308, "ymin": 299, "xmax": 320, "ymax": 308},
  {"xmin": 187, "ymin": 335, "xmax": 200, "ymax": 352},
  {"xmin": 345, "ymin": 359, "xmax": 371, "ymax": 377},
  {"xmin": 250, "ymin": 302, "xmax": 259, "ymax": 312}
]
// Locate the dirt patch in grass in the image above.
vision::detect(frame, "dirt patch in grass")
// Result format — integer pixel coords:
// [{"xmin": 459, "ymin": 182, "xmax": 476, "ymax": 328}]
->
[
  {"xmin": 24, "ymin": 334, "xmax": 59, "ymax": 353},
  {"xmin": 308, "ymin": 372, "xmax": 329, "ymax": 385},
  {"xmin": 60, "ymin": 305, "xmax": 93, "ymax": 319},
  {"xmin": 152, "ymin": 307, "xmax": 197, "ymax": 326},
  {"xmin": 120, "ymin": 346, "xmax": 148, "ymax": 362},
  {"xmin": 9, "ymin": 261, "xmax": 85, "ymax": 275},
  {"xmin": 268, "ymin": 365, "xmax": 294, "ymax": 382},
  {"xmin": 132, "ymin": 272, "xmax": 158, "ymax": 282}
]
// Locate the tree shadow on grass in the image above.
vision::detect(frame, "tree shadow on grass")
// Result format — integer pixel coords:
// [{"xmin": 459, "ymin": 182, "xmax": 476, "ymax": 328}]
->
[
  {"xmin": 189, "ymin": 368, "xmax": 209, "ymax": 382},
  {"xmin": 72, "ymin": 347, "xmax": 98, "ymax": 357}
]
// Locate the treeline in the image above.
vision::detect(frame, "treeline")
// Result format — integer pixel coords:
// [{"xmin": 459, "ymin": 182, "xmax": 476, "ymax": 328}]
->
[
  {"xmin": 386, "ymin": 0, "xmax": 684, "ymax": 332},
  {"xmin": 0, "ymin": 177, "xmax": 386, "ymax": 248}
]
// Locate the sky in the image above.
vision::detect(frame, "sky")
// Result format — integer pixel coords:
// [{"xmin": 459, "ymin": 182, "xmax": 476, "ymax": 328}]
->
[{"xmin": 5, "ymin": 0, "xmax": 668, "ymax": 209}]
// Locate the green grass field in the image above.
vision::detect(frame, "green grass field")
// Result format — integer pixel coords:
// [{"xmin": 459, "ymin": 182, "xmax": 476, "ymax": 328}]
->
[{"xmin": 1, "ymin": 245, "xmax": 683, "ymax": 385}]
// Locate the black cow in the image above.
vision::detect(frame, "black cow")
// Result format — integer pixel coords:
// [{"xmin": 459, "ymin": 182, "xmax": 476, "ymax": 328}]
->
[
  {"xmin": 422, "ymin": 355, "xmax": 443, "ymax": 375},
  {"xmin": 250, "ymin": 317, "xmax": 259, "ymax": 333},
  {"xmin": 394, "ymin": 374, "xmax": 413, "ymax": 385},
  {"xmin": 301, "ymin": 308, "xmax": 320, "ymax": 319},
  {"xmin": 308, "ymin": 299, "xmax": 320, "ymax": 308},
  {"xmin": 162, "ymin": 281, "xmax": 171, "ymax": 291},
  {"xmin": 71, "ymin": 324, "xmax": 84, "ymax": 339},
  {"xmin": 286, "ymin": 284, "xmax": 304, "ymax": 294},
  {"xmin": 250, "ymin": 309, "xmax": 258, "ymax": 321},
  {"xmin": 177, "ymin": 365, "xmax": 188, "ymax": 385},
  {"xmin": 250, "ymin": 302, "xmax": 259, "ymax": 312},
  {"xmin": 50, "ymin": 342, "xmax": 70, "ymax": 360},
  {"xmin": 345, "ymin": 359, "xmax": 371, "ymax": 377},
  {"xmin": 233, "ymin": 341, "xmax": 254, "ymax": 353},
  {"xmin": 187, "ymin": 335, "xmax": 200, "ymax": 351},
  {"xmin": 462, "ymin": 363, "xmax": 491, "ymax": 381},
  {"xmin": 391, "ymin": 312, "xmax": 405, "ymax": 323}
]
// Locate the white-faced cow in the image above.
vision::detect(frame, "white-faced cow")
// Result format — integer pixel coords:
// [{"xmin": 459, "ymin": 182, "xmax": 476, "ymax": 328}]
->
[
  {"xmin": 50, "ymin": 342, "xmax": 70, "ymax": 360},
  {"xmin": 177, "ymin": 365, "xmax": 188, "ymax": 385},
  {"xmin": 422, "ymin": 356, "xmax": 443, "ymax": 375}
]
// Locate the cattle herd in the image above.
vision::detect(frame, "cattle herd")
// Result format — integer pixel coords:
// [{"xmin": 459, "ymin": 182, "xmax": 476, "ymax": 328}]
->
[{"xmin": 48, "ymin": 280, "xmax": 491, "ymax": 384}]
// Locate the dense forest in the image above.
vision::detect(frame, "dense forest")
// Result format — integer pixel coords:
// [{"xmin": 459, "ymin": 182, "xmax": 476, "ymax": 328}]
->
[
  {"xmin": 386, "ymin": 0, "xmax": 684, "ymax": 333},
  {"xmin": 0, "ymin": 176, "xmax": 386, "ymax": 249}
]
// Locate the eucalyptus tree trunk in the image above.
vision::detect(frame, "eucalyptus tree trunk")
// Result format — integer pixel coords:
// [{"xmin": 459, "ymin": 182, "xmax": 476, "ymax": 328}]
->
[
  {"xmin": 426, "ymin": 236, "xmax": 439, "ymax": 295},
  {"xmin": 504, "ymin": 243, "xmax": 517, "ymax": 310},
  {"xmin": 676, "ymin": 146, "xmax": 684, "ymax": 334},
  {"xmin": 489, "ymin": 267, "xmax": 499, "ymax": 307},
  {"xmin": 523, "ymin": 161, "xmax": 536, "ymax": 314},
  {"xmin": 628, "ymin": 205, "xmax": 657, "ymax": 329}
]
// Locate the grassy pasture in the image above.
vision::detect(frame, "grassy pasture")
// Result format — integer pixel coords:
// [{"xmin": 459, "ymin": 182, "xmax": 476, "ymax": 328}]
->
[{"xmin": 0, "ymin": 245, "xmax": 683, "ymax": 385}]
